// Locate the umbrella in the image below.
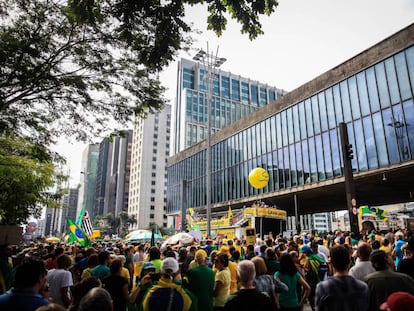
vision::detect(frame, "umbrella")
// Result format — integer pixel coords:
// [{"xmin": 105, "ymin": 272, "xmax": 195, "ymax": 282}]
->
[
  {"xmin": 163, "ymin": 232, "xmax": 195, "ymax": 246},
  {"xmin": 124, "ymin": 230, "xmax": 163, "ymax": 243},
  {"xmin": 46, "ymin": 237, "xmax": 60, "ymax": 243}
]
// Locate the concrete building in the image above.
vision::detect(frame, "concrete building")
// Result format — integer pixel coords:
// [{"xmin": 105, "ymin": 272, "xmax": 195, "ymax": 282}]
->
[
  {"xmin": 172, "ymin": 58, "xmax": 286, "ymax": 154},
  {"xmin": 167, "ymin": 24, "xmax": 414, "ymax": 236},
  {"xmin": 60, "ymin": 187, "xmax": 80, "ymax": 233},
  {"xmin": 128, "ymin": 105, "xmax": 171, "ymax": 230}
]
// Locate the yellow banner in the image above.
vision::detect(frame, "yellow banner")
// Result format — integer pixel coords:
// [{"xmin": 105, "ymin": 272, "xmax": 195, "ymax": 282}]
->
[
  {"xmin": 217, "ymin": 228, "xmax": 235, "ymax": 239},
  {"xmin": 244, "ymin": 207, "xmax": 286, "ymax": 220},
  {"xmin": 193, "ymin": 217, "xmax": 230, "ymax": 230}
]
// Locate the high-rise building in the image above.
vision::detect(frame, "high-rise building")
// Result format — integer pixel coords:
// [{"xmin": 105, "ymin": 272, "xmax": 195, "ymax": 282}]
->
[
  {"xmin": 61, "ymin": 187, "xmax": 79, "ymax": 233},
  {"xmin": 171, "ymin": 58, "xmax": 287, "ymax": 154},
  {"xmin": 95, "ymin": 131, "xmax": 133, "ymax": 218},
  {"xmin": 128, "ymin": 105, "xmax": 171, "ymax": 230},
  {"xmin": 78, "ymin": 144, "xmax": 99, "ymax": 220}
]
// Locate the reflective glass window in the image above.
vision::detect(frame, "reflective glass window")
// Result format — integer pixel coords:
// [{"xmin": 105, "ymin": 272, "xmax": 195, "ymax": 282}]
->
[
  {"xmin": 311, "ymin": 96, "xmax": 321, "ymax": 134},
  {"xmin": 322, "ymin": 132, "xmax": 333, "ymax": 178},
  {"xmin": 340, "ymin": 81, "xmax": 352, "ymax": 122},
  {"xmin": 406, "ymin": 47, "xmax": 414, "ymax": 94},
  {"xmin": 347, "ymin": 123, "xmax": 357, "ymax": 171},
  {"xmin": 251, "ymin": 84, "xmax": 258, "ymax": 107},
  {"xmin": 395, "ymin": 52, "xmax": 412, "ymax": 101},
  {"xmin": 302, "ymin": 140, "xmax": 310, "ymax": 183},
  {"xmin": 213, "ymin": 74, "xmax": 220, "ymax": 96},
  {"xmin": 330, "ymin": 129, "xmax": 342, "ymax": 177},
  {"xmin": 278, "ymin": 149, "xmax": 285, "ymax": 189},
  {"xmin": 362, "ymin": 116, "xmax": 378, "ymax": 169},
  {"xmin": 255, "ymin": 124, "xmax": 261, "ymax": 156},
  {"xmin": 272, "ymin": 151, "xmax": 279, "ymax": 190},
  {"xmin": 308, "ymin": 137, "xmax": 317, "ymax": 182},
  {"xmin": 289, "ymin": 144, "xmax": 297, "ymax": 186},
  {"xmin": 299, "ymin": 102, "xmax": 307, "ymax": 139},
  {"xmin": 287, "ymin": 108, "xmax": 294, "ymax": 144},
  {"xmin": 221, "ymin": 76, "xmax": 230, "ymax": 98},
  {"xmin": 271, "ymin": 116, "xmax": 277, "ymax": 151},
  {"xmin": 326, "ymin": 88, "xmax": 336, "ymax": 129},
  {"xmin": 348, "ymin": 76, "xmax": 361, "ymax": 119},
  {"xmin": 376, "ymin": 62, "xmax": 391, "ymax": 108},
  {"xmin": 382, "ymin": 108, "xmax": 399, "ymax": 164},
  {"xmin": 281, "ymin": 110, "xmax": 288, "ymax": 147},
  {"xmin": 293, "ymin": 105, "xmax": 300, "ymax": 142},
  {"xmin": 295, "ymin": 142, "xmax": 304, "ymax": 185},
  {"xmin": 305, "ymin": 99, "xmax": 314, "ymax": 137},
  {"xmin": 261, "ymin": 122, "xmax": 267, "ymax": 155},
  {"xmin": 241, "ymin": 82, "xmax": 249, "ymax": 104},
  {"xmin": 385, "ymin": 58, "xmax": 400, "ymax": 105},
  {"xmin": 260, "ymin": 87, "xmax": 267, "ymax": 106},
  {"xmin": 392, "ymin": 104, "xmax": 410, "ymax": 161},
  {"xmin": 276, "ymin": 114, "xmax": 282, "ymax": 149},
  {"xmin": 269, "ymin": 90, "xmax": 276, "ymax": 102},
  {"xmin": 366, "ymin": 67, "xmax": 380, "ymax": 112},
  {"xmin": 183, "ymin": 68, "xmax": 194, "ymax": 89},
  {"xmin": 267, "ymin": 152, "xmax": 275, "ymax": 191},
  {"xmin": 354, "ymin": 119, "xmax": 368, "ymax": 171},
  {"xmin": 403, "ymin": 100, "xmax": 414, "ymax": 159},
  {"xmin": 319, "ymin": 92, "xmax": 328, "ymax": 132},
  {"xmin": 357, "ymin": 71, "xmax": 370, "ymax": 116},
  {"xmin": 315, "ymin": 135, "xmax": 325, "ymax": 180},
  {"xmin": 231, "ymin": 79, "xmax": 240, "ymax": 101},
  {"xmin": 333, "ymin": 84, "xmax": 344, "ymax": 123},
  {"xmin": 242, "ymin": 130, "xmax": 248, "ymax": 161}
]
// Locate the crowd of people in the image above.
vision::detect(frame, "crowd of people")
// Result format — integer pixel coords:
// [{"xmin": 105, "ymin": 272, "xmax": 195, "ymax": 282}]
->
[{"xmin": 0, "ymin": 227, "xmax": 414, "ymax": 311}]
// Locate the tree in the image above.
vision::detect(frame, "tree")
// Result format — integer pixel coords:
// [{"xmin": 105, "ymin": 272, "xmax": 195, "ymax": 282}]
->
[
  {"xmin": 0, "ymin": 135, "xmax": 63, "ymax": 224},
  {"xmin": 0, "ymin": 0, "xmax": 278, "ymax": 145}
]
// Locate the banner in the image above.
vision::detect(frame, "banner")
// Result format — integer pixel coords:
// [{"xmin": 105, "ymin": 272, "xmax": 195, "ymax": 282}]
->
[
  {"xmin": 67, "ymin": 218, "xmax": 91, "ymax": 247},
  {"xmin": 243, "ymin": 207, "xmax": 286, "ymax": 220}
]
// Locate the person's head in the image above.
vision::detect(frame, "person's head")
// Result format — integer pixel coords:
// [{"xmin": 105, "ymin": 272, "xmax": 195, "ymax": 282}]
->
[
  {"xmin": 36, "ymin": 303, "xmax": 67, "ymax": 311},
  {"xmin": 370, "ymin": 250, "xmax": 392, "ymax": 271},
  {"xmin": 237, "ymin": 260, "xmax": 256, "ymax": 285},
  {"xmin": 279, "ymin": 253, "xmax": 297, "ymax": 276},
  {"xmin": 246, "ymin": 244, "xmax": 254, "ymax": 253},
  {"xmin": 98, "ymin": 250, "xmax": 110, "ymax": 265},
  {"xmin": 195, "ymin": 249, "xmax": 208, "ymax": 265},
  {"xmin": 56, "ymin": 254, "xmax": 72, "ymax": 269},
  {"xmin": 140, "ymin": 261, "xmax": 156, "ymax": 280},
  {"xmin": 380, "ymin": 291, "xmax": 414, "ymax": 311},
  {"xmin": 149, "ymin": 246, "xmax": 161, "ymax": 260},
  {"xmin": 160, "ymin": 257, "xmax": 179, "ymax": 279},
  {"xmin": 215, "ymin": 252, "xmax": 229, "ymax": 270},
  {"xmin": 210, "ymin": 250, "xmax": 218, "ymax": 264},
  {"xmin": 87, "ymin": 254, "xmax": 99, "ymax": 268},
  {"xmin": 260, "ymin": 244, "xmax": 267, "ymax": 254},
  {"xmin": 357, "ymin": 242, "xmax": 372, "ymax": 261},
  {"xmin": 289, "ymin": 250, "xmax": 299, "ymax": 263},
  {"xmin": 78, "ymin": 287, "xmax": 113, "ymax": 311},
  {"xmin": 232, "ymin": 250, "xmax": 240, "ymax": 261},
  {"xmin": 300, "ymin": 244, "xmax": 313, "ymax": 255},
  {"xmin": 330, "ymin": 245, "xmax": 351, "ymax": 272},
  {"xmin": 265, "ymin": 247, "xmax": 276, "ymax": 260},
  {"xmin": 371, "ymin": 240, "xmax": 381, "ymax": 251},
  {"xmin": 109, "ymin": 259, "xmax": 123, "ymax": 274},
  {"xmin": 14, "ymin": 258, "xmax": 47, "ymax": 290},
  {"xmin": 251, "ymin": 256, "xmax": 267, "ymax": 276}
]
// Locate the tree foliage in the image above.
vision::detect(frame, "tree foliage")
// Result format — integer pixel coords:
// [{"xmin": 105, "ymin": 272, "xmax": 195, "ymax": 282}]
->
[
  {"xmin": 0, "ymin": 0, "xmax": 278, "ymax": 144},
  {"xmin": 0, "ymin": 136, "xmax": 63, "ymax": 224}
]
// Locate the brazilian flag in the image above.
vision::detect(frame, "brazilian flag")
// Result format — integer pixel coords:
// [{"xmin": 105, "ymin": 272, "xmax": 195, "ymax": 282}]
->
[{"xmin": 67, "ymin": 218, "xmax": 91, "ymax": 247}]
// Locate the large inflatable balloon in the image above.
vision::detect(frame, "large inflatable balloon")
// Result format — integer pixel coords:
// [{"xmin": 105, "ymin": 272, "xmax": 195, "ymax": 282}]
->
[{"xmin": 248, "ymin": 167, "xmax": 269, "ymax": 189}]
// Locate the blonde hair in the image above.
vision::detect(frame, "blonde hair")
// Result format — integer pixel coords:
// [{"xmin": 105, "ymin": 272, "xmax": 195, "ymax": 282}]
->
[{"xmin": 251, "ymin": 256, "xmax": 267, "ymax": 275}]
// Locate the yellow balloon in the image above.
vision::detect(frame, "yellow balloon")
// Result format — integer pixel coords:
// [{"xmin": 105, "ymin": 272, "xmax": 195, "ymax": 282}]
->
[{"xmin": 248, "ymin": 167, "xmax": 269, "ymax": 189}]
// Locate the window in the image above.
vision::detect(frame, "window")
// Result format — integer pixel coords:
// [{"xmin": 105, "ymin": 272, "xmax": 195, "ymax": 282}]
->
[
  {"xmin": 150, "ymin": 197, "xmax": 155, "ymax": 202},
  {"xmin": 150, "ymin": 205, "xmax": 155, "ymax": 210},
  {"xmin": 150, "ymin": 214, "xmax": 154, "ymax": 219}
]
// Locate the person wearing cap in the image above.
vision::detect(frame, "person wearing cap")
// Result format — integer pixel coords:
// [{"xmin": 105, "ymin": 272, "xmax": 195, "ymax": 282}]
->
[
  {"xmin": 184, "ymin": 249, "xmax": 215, "ymax": 311},
  {"xmin": 379, "ymin": 292, "xmax": 414, "ymax": 311},
  {"xmin": 142, "ymin": 257, "xmax": 198, "ymax": 311},
  {"xmin": 315, "ymin": 245, "xmax": 369, "ymax": 311},
  {"xmin": 365, "ymin": 250, "xmax": 414, "ymax": 311},
  {"xmin": 130, "ymin": 261, "xmax": 157, "ymax": 310}
]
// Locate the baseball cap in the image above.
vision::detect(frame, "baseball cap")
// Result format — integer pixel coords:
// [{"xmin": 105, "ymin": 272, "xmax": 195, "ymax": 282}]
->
[
  {"xmin": 195, "ymin": 249, "xmax": 207, "ymax": 261},
  {"xmin": 380, "ymin": 292, "xmax": 414, "ymax": 311},
  {"xmin": 161, "ymin": 257, "xmax": 179, "ymax": 274},
  {"xmin": 141, "ymin": 262, "xmax": 156, "ymax": 271},
  {"xmin": 300, "ymin": 245, "xmax": 313, "ymax": 254}
]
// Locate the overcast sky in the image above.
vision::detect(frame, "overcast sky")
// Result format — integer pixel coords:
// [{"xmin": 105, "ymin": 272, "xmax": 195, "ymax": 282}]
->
[{"xmin": 55, "ymin": 0, "xmax": 414, "ymax": 186}]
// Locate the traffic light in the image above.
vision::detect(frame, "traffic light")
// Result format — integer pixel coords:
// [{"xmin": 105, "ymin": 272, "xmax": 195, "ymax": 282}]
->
[{"xmin": 346, "ymin": 144, "xmax": 354, "ymax": 160}]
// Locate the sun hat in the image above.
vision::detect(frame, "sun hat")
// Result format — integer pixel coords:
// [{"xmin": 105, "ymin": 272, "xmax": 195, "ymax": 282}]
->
[
  {"xmin": 380, "ymin": 292, "xmax": 414, "ymax": 311},
  {"xmin": 161, "ymin": 257, "xmax": 179, "ymax": 274}
]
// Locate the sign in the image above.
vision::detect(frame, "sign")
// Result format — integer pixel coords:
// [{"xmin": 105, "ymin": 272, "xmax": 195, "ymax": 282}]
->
[
  {"xmin": 243, "ymin": 206, "xmax": 287, "ymax": 220},
  {"xmin": 245, "ymin": 227, "xmax": 256, "ymax": 245},
  {"xmin": 193, "ymin": 217, "xmax": 230, "ymax": 230},
  {"xmin": 217, "ymin": 228, "xmax": 235, "ymax": 239}
]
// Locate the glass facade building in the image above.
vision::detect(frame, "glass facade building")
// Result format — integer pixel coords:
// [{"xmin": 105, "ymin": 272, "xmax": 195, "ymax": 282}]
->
[
  {"xmin": 167, "ymin": 25, "xmax": 414, "ymax": 218},
  {"xmin": 172, "ymin": 58, "xmax": 286, "ymax": 154}
]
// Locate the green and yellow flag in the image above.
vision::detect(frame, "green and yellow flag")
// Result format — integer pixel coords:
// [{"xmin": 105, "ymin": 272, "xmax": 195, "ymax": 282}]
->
[{"xmin": 67, "ymin": 218, "xmax": 91, "ymax": 247}]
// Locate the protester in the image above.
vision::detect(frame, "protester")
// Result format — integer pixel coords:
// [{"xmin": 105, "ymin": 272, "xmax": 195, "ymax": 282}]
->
[
  {"xmin": 130, "ymin": 262, "xmax": 157, "ymax": 310},
  {"xmin": 213, "ymin": 252, "xmax": 231, "ymax": 310},
  {"xmin": 184, "ymin": 249, "xmax": 215, "ymax": 311},
  {"xmin": 391, "ymin": 232, "xmax": 406, "ymax": 269},
  {"xmin": 349, "ymin": 242, "xmax": 375, "ymax": 281},
  {"xmin": 397, "ymin": 237, "xmax": 414, "ymax": 279},
  {"xmin": 365, "ymin": 250, "xmax": 414, "ymax": 311},
  {"xmin": 224, "ymin": 260, "xmax": 274, "ymax": 311},
  {"xmin": 91, "ymin": 250, "xmax": 110, "ymax": 281},
  {"xmin": 102, "ymin": 259, "xmax": 129, "ymax": 311},
  {"xmin": 0, "ymin": 258, "xmax": 50, "ymax": 311},
  {"xmin": 315, "ymin": 245, "xmax": 369, "ymax": 311},
  {"xmin": 47, "ymin": 254, "xmax": 73, "ymax": 308},
  {"xmin": 379, "ymin": 291, "xmax": 414, "ymax": 311},
  {"xmin": 67, "ymin": 276, "xmax": 101, "ymax": 311},
  {"xmin": 78, "ymin": 287, "xmax": 113, "ymax": 311},
  {"xmin": 80, "ymin": 254, "xmax": 98, "ymax": 280},
  {"xmin": 275, "ymin": 253, "xmax": 310, "ymax": 311}
]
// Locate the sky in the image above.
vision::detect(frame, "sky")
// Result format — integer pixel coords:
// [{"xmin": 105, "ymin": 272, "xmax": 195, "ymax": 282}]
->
[{"xmin": 54, "ymin": 0, "xmax": 414, "ymax": 186}]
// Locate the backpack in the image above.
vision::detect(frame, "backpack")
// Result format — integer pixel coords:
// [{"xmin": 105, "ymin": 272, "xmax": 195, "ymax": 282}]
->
[{"xmin": 307, "ymin": 255, "xmax": 328, "ymax": 286}]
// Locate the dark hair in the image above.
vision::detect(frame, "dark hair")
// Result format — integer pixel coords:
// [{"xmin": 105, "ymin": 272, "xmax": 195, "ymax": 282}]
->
[
  {"xmin": 14, "ymin": 258, "xmax": 47, "ymax": 288},
  {"xmin": 98, "ymin": 251, "xmax": 110, "ymax": 264},
  {"xmin": 217, "ymin": 253, "xmax": 229, "ymax": 267},
  {"xmin": 265, "ymin": 247, "xmax": 276, "ymax": 260},
  {"xmin": 247, "ymin": 245, "xmax": 254, "ymax": 252},
  {"xmin": 87, "ymin": 254, "xmax": 99, "ymax": 267},
  {"xmin": 148, "ymin": 246, "xmax": 160, "ymax": 260},
  {"xmin": 371, "ymin": 240, "xmax": 380, "ymax": 250},
  {"xmin": 232, "ymin": 250, "xmax": 240, "ymax": 261},
  {"xmin": 57, "ymin": 254, "xmax": 72, "ymax": 269},
  {"xmin": 78, "ymin": 288, "xmax": 113, "ymax": 311},
  {"xmin": 330, "ymin": 245, "xmax": 350, "ymax": 271},
  {"xmin": 260, "ymin": 244, "xmax": 267, "ymax": 253},
  {"xmin": 370, "ymin": 250, "xmax": 388, "ymax": 271},
  {"xmin": 279, "ymin": 253, "xmax": 297, "ymax": 276},
  {"xmin": 110, "ymin": 259, "xmax": 123, "ymax": 274}
]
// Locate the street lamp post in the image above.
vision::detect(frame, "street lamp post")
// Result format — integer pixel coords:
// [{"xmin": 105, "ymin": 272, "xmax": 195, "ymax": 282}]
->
[{"xmin": 193, "ymin": 45, "xmax": 226, "ymax": 238}]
